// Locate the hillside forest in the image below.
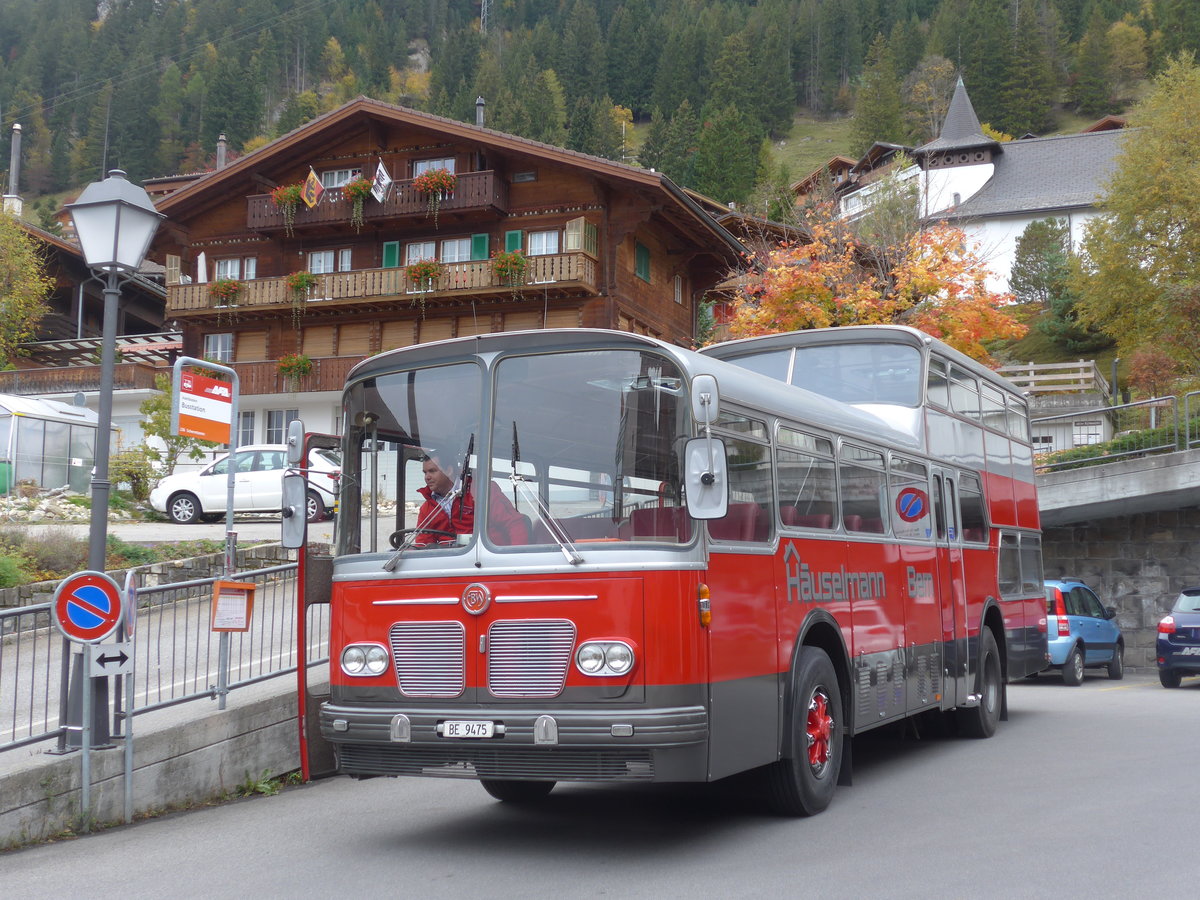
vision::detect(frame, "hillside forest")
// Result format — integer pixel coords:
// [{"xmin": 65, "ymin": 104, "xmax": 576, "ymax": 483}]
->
[{"xmin": 2, "ymin": 0, "xmax": 1198, "ymax": 221}]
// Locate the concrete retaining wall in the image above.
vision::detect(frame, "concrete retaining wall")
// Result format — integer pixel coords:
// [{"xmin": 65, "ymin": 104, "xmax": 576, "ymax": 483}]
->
[
  {"xmin": 0, "ymin": 682, "xmax": 300, "ymax": 848},
  {"xmin": 1042, "ymin": 507, "xmax": 1200, "ymax": 669}
]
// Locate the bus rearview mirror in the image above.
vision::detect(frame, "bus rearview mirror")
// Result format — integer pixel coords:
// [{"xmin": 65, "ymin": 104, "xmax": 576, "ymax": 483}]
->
[
  {"xmin": 684, "ymin": 437, "xmax": 727, "ymax": 520},
  {"xmin": 281, "ymin": 473, "xmax": 307, "ymax": 548},
  {"xmin": 286, "ymin": 419, "xmax": 306, "ymax": 465},
  {"xmin": 691, "ymin": 374, "xmax": 719, "ymax": 425}
]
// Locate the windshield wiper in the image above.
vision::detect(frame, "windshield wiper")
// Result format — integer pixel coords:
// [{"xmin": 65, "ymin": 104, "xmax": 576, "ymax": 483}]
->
[{"xmin": 511, "ymin": 420, "xmax": 581, "ymax": 565}]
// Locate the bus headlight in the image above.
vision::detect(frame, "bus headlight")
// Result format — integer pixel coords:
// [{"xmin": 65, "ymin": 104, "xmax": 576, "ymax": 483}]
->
[
  {"xmin": 341, "ymin": 643, "xmax": 390, "ymax": 677},
  {"xmin": 575, "ymin": 641, "xmax": 635, "ymax": 677}
]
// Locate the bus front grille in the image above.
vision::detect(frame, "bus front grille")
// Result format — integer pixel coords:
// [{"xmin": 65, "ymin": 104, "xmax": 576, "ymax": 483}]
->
[
  {"xmin": 487, "ymin": 619, "xmax": 576, "ymax": 698},
  {"xmin": 389, "ymin": 621, "xmax": 466, "ymax": 698}
]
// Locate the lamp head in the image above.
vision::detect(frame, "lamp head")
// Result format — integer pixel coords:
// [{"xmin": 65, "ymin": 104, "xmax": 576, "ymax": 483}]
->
[{"xmin": 67, "ymin": 169, "xmax": 165, "ymax": 273}]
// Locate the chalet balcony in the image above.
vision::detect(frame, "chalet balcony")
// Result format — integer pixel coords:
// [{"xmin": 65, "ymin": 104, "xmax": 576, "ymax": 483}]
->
[
  {"xmin": 246, "ymin": 170, "xmax": 508, "ymax": 232},
  {"xmin": 229, "ymin": 356, "xmax": 363, "ymax": 396},
  {"xmin": 0, "ymin": 362, "xmax": 165, "ymax": 397},
  {"xmin": 167, "ymin": 251, "xmax": 600, "ymax": 319}
]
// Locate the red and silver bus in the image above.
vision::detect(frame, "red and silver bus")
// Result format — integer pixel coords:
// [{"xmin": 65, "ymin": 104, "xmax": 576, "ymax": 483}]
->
[{"xmin": 290, "ymin": 325, "xmax": 1047, "ymax": 816}]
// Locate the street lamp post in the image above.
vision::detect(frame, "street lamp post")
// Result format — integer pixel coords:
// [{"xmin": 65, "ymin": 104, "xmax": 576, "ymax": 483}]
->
[{"xmin": 67, "ymin": 169, "xmax": 164, "ymax": 571}]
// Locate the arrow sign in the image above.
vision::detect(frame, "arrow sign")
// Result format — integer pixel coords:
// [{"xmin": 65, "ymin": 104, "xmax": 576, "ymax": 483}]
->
[
  {"xmin": 88, "ymin": 642, "xmax": 133, "ymax": 677},
  {"xmin": 53, "ymin": 571, "xmax": 124, "ymax": 644}
]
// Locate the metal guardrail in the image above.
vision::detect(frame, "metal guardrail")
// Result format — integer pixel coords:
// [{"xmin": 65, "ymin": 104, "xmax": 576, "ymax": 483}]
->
[
  {"xmin": 1033, "ymin": 395, "xmax": 1180, "ymax": 473},
  {"xmin": 0, "ymin": 561, "xmax": 329, "ymax": 754}
]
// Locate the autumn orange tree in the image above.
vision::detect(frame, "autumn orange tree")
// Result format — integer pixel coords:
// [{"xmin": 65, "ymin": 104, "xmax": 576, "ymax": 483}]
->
[{"xmin": 724, "ymin": 201, "xmax": 1025, "ymax": 364}]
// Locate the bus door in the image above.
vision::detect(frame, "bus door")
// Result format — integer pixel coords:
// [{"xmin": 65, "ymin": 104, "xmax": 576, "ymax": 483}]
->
[
  {"xmin": 891, "ymin": 457, "xmax": 940, "ymax": 716},
  {"xmin": 931, "ymin": 469, "xmax": 968, "ymax": 710}
]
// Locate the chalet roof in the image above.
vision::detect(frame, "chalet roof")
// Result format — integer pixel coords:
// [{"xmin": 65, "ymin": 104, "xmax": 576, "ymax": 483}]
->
[
  {"xmin": 935, "ymin": 128, "xmax": 1127, "ymax": 220},
  {"xmin": 791, "ymin": 156, "xmax": 857, "ymax": 194},
  {"xmin": 851, "ymin": 143, "xmax": 913, "ymax": 175},
  {"xmin": 917, "ymin": 78, "xmax": 997, "ymax": 154},
  {"xmin": 152, "ymin": 96, "xmax": 745, "ymax": 259},
  {"xmin": 17, "ymin": 219, "xmax": 166, "ymax": 291}
]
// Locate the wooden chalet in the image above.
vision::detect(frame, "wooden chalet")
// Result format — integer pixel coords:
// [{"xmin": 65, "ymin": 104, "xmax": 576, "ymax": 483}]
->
[{"xmin": 151, "ymin": 97, "xmax": 745, "ymax": 440}]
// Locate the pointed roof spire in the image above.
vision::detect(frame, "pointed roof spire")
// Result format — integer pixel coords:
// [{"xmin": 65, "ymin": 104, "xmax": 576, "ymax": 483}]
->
[{"xmin": 917, "ymin": 77, "xmax": 997, "ymax": 154}]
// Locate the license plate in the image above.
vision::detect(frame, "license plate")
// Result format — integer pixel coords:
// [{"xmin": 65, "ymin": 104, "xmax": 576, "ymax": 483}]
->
[{"xmin": 443, "ymin": 720, "xmax": 495, "ymax": 739}]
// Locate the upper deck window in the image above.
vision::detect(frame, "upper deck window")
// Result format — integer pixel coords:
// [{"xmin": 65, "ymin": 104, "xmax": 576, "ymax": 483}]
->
[{"xmin": 789, "ymin": 342, "xmax": 922, "ymax": 407}]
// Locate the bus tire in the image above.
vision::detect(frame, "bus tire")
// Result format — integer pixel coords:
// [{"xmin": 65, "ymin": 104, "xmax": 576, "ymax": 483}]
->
[
  {"xmin": 480, "ymin": 779, "xmax": 555, "ymax": 803},
  {"xmin": 765, "ymin": 646, "xmax": 843, "ymax": 817},
  {"xmin": 960, "ymin": 629, "xmax": 1002, "ymax": 739}
]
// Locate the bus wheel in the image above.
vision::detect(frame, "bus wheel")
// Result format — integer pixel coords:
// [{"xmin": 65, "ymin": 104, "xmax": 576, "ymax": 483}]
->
[
  {"xmin": 765, "ymin": 646, "xmax": 843, "ymax": 817},
  {"xmin": 480, "ymin": 779, "xmax": 555, "ymax": 803},
  {"xmin": 960, "ymin": 629, "xmax": 1001, "ymax": 739}
]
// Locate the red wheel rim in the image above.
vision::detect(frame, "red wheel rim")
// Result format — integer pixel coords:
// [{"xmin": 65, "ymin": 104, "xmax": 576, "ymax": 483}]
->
[{"xmin": 806, "ymin": 689, "xmax": 833, "ymax": 772}]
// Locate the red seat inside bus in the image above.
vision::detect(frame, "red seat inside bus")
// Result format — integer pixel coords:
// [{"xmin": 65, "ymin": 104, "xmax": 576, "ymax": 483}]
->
[
  {"xmin": 780, "ymin": 506, "xmax": 833, "ymax": 529},
  {"xmin": 619, "ymin": 506, "xmax": 692, "ymax": 541},
  {"xmin": 708, "ymin": 502, "xmax": 768, "ymax": 542},
  {"xmin": 843, "ymin": 514, "xmax": 885, "ymax": 534},
  {"xmin": 531, "ymin": 516, "xmax": 620, "ymax": 543}
]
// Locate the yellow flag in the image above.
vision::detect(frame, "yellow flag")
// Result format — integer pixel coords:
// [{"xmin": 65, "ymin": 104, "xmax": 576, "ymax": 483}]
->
[{"xmin": 301, "ymin": 169, "xmax": 324, "ymax": 208}]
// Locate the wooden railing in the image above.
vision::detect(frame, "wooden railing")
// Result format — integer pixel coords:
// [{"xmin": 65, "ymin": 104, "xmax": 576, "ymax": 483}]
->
[
  {"xmin": 229, "ymin": 356, "xmax": 363, "ymax": 395},
  {"xmin": 997, "ymin": 360, "xmax": 1112, "ymax": 400},
  {"xmin": 0, "ymin": 362, "xmax": 165, "ymax": 396},
  {"xmin": 167, "ymin": 252, "xmax": 600, "ymax": 315},
  {"xmin": 246, "ymin": 170, "xmax": 508, "ymax": 231}
]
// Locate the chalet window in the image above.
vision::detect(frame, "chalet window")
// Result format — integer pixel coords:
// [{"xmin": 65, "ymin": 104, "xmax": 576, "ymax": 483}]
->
[
  {"xmin": 674, "ymin": 274, "xmax": 683, "ymax": 304},
  {"xmin": 203, "ymin": 333, "xmax": 233, "ymax": 363},
  {"xmin": 243, "ymin": 257, "xmax": 257, "ymax": 280},
  {"xmin": 413, "ymin": 157, "xmax": 456, "ymax": 176},
  {"xmin": 214, "ymin": 258, "xmax": 241, "ymax": 280},
  {"xmin": 320, "ymin": 168, "xmax": 361, "ymax": 188},
  {"xmin": 266, "ymin": 409, "xmax": 299, "ymax": 444},
  {"xmin": 440, "ymin": 237, "xmax": 471, "ymax": 263},
  {"xmin": 512, "ymin": 171, "xmax": 536, "ymax": 183},
  {"xmin": 528, "ymin": 230, "xmax": 559, "ymax": 256},
  {"xmin": 239, "ymin": 411, "xmax": 255, "ymax": 446},
  {"xmin": 309, "ymin": 249, "xmax": 352, "ymax": 274},
  {"xmin": 635, "ymin": 242, "xmax": 651, "ymax": 282},
  {"xmin": 406, "ymin": 241, "xmax": 436, "ymax": 264},
  {"xmin": 564, "ymin": 217, "xmax": 598, "ymax": 256}
]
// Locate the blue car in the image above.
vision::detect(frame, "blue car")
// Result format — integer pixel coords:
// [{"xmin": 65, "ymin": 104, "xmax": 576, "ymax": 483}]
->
[
  {"xmin": 1044, "ymin": 578, "xmax": 1124, "ymax": 685},
  {"xmin": 1156, "ymin": 588, "xmax": 1200, "ymax": 688}
]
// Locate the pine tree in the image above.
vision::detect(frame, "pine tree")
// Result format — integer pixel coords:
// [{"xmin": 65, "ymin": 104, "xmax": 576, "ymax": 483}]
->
[
  {"xmin": 638, "ymin": 107, "xmax": 670, "ymax": 172},
  {"xmin": 1071, "ymin": 11, "xmax": 1114, "ymax": 118},
  {"xmin": 850, "ymin": 35, "xmax": 907, "ymax": 157},
  {"xmin": 998, "ymin": 1, "xmax": 1055, "ymax": 135},
  {"xmin": 692, "ymin": 103, "xmax": 764, "ymax": 204},
  {"xmin": 661, "ymin": 99, "xmax": 700, "ymax": 186}
]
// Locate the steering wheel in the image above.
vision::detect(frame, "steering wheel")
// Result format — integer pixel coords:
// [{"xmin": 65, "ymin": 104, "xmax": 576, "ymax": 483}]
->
[{"xmin": 389, "ymin": 527, "xmax": 457, "ymax": 549}]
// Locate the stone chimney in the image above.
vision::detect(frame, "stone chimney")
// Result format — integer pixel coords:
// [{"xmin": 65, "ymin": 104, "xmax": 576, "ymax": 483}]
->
[
  {"xmin": 216, "ymin": 132, "xmax": 228, "ymax": 170},
  {"xmin": 475, "ymin": 96, "xmax": 485, "ymax": 128},
  {"xmin": 2, "ymin": 123, "xmax": 21, "ymax": 217}
]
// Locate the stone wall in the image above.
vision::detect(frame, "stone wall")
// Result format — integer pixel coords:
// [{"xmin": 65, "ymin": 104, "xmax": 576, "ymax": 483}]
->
[{"xmin": 1041, "ymin": 508, "xmax": 1200, "ymax": 669}]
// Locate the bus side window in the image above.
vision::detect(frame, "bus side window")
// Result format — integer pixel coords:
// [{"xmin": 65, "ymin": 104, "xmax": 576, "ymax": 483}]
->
[
  {"xmin": 710, "ymin": 436, "xmax": 772, "ymax": 543},
  {"xmin": 776, "ymin": 427, "xmax": 836, "ymax": 530},
  {"xmin": 998, "ymin": 533, "xmax": 1021, "ymax": 597},
  {"xmin": 959, "ymin": 473, "xmax": 988, "ymax": 542},
  {"xmin": 839, "ymin": 444, "xmax": 888, "ymax": 534},
  {"xmin": 932, "ymin": 475, "xmax": 946, "ymax": 540}
]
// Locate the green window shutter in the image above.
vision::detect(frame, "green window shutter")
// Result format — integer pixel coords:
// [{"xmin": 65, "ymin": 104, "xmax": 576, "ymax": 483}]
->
[
  {"xmin": 505, "ymin": 230, "xmax": 523, "ymax": 253},
  {"xmin": 471, "ymin": 233, "xmax": 490, "ymax": 260},
  {"xmin": 635, "ymin": 242, "xmax": 650, "ymax": 282},
  {"xmin": 382, "ymin": 241, "xmax": 400, "ymax": 268}
]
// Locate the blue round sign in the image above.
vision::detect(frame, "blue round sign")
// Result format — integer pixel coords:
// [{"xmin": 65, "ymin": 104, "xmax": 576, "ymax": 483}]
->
[{"xmin": 53, "ymin": 570, "xmax": 123, "ymax": 643}]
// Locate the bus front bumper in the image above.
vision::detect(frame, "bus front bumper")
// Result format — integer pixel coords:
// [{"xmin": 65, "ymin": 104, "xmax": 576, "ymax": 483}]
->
[{"xmin": 318, "ymin": 702, "xmax": 710, "ymax": 783}]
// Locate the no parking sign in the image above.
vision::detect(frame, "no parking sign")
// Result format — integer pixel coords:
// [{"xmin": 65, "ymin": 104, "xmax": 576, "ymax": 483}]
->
[{"xmin": 53, "ymin": 570, "xmax": 124, "ymax": 644}]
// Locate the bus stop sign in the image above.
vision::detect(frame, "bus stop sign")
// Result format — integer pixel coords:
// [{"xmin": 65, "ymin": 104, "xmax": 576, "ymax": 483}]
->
[{"xmin": 53, "ymin": 570, "xmax": 124, "ymax": 644}]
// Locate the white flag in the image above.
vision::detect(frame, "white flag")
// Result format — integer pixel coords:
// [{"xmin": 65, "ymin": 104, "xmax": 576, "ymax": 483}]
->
[{"xmin": 371, "ymin": 160, "xmax": 392, "ymax": 202}]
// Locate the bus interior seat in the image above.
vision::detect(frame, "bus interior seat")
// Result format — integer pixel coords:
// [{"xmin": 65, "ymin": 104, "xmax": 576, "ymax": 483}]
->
[
  {"xmin": 860, "ymin": 517, "xmax": 885, "ymax": 533},
  {"xmin": 842, "ymin": 514, "xmax": 862, "ymax": 532},
  {"xmin": 780, "ymin": 505, "xmax": 833, "ymax": 529},
  {"xmin": 709, "ymin": 501, "xmax": 767, "ymax": 542},
  {"xmin": 962, "ymin": 527, "xmax": 986, "ymax": 542},
  {"xmin": 620, "ymin": 506, "xmax": 691, "ymax": 541},
  {"xmin": 531, "ymin": 516, "xmax": 619, "ymax": 543}
]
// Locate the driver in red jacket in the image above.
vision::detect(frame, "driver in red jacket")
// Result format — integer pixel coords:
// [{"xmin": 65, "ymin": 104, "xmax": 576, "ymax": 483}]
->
[{"xmin": 414, "ymin": 453, "xmax": 527, "ymax": 546}]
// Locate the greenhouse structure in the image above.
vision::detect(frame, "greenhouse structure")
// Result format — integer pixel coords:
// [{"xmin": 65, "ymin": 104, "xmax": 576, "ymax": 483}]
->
[{"xmin": 0, "ymin": 394, "xmax": 113, "ymax": 494}]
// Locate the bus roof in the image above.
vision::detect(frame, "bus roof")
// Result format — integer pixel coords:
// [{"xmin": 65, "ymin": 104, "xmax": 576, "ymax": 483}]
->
[
  {"xmin": 348, "ymin": 329, "xmax": 920, "ymax": 452},
  {"xmin": 700, "ymin": 325, "xmax": 1026, "ymax": 399}
]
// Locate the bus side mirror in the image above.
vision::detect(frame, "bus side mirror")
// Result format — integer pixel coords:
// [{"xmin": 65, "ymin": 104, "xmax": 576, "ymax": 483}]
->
[
  {"xmin": 684, "ymin": 437, "xmax": 727, "ymax": 520},
  {"xmin": 691, "ymin": 374, "xmax": 719, "ymax": 424},
  {"xmin": 281, "ymin": 473, "xmax": 307, "ymax": 549},
  {"xmin": 286, "ymin": 419, "xmax": 306, "ymax": 466}
]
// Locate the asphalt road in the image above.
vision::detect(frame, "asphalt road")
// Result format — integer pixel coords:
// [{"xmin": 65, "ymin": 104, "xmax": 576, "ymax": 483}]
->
[{"xmin": 3, "ymin": 673, "xmax": 1197, "ymax": 899}]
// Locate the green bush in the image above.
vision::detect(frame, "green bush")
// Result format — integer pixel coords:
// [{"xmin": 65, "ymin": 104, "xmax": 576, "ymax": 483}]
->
[
  {"xmin": 110, "ymin": 449, "xmax": 155, "ymax": 502},
  {"xmin": 0, "ymin": 554, "xmax": 29, "ymax": 588}
]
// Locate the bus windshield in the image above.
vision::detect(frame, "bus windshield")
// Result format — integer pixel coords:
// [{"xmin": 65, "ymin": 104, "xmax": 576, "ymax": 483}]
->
[
  {"xmin": 790, "ymin": 342, "xmax": 922, "ymax": 407},
  {"xmin": 337, "ymin": 348, "xmax": 691, "ymax": 556}
]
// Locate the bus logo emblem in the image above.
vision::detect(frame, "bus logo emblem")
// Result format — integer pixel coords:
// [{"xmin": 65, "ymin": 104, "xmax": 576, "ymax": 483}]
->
[
  {"xmin": 896, "ymin": 488, "xmax": 928, "ymax": 522},
  {"xmin": 462, "ymin": 583, "xmax": 491, "ymax": 616}
]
